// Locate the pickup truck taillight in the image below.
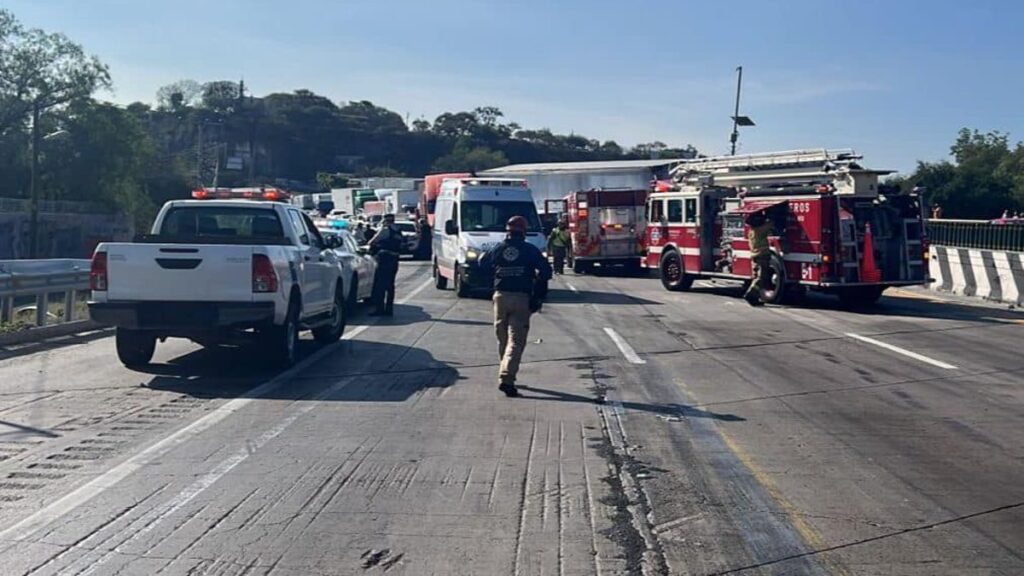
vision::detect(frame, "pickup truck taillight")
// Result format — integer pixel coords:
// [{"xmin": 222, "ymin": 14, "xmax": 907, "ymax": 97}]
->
[
  {"xmin": 90, "ymin": 252, "xmax": 108, "ymax": 291},
  {"xmin": 252, "ymin": 254, "xmax": 278, "ymax": 293}
]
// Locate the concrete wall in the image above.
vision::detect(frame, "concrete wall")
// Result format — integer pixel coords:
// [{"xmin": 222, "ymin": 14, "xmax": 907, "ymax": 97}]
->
[
  {"xmin": 928, "ymin": 245, "xmax": 1024, "ymax": 307},
  {"xmin": 0, "ymin": 211, "xmax": 133, "ymax": 259}
]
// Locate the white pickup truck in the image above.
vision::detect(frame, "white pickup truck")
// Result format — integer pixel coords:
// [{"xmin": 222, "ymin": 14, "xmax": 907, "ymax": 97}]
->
[{"xmin": 89, "ymin": 191, "xmax": 346, "ymax": 368}]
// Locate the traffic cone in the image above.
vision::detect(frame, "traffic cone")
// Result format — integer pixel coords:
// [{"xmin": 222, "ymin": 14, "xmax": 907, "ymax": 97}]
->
[{"xmin": 860, "ymin": 222, "xmax": 882, "ymax": 282}]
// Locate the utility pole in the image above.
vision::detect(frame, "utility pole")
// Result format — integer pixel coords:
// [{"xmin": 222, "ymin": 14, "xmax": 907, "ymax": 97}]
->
[
  {"xmin": 729, "ymin": 66, "xmax": 755, "ymax": 156},
  {"xmin": 196, "ymin": 120, "xmax": 204, "ymax": 187},
  {"xmin": 28, "ymin": 99, "xmax": 41, "ymax": 259}
]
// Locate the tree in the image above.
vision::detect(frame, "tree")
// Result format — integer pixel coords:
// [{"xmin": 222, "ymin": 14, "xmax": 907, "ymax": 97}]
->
[
  {"xmin": 411, "ymin": 118, "xmax": 431, "ymax": 132},
  {"xmin": 432, "ymin": 140, "xmax": 508, "ymax": 172},
  {"xmin": 201, "ymin": 80, "xmax": 241, "ymax": 113},
  {"xmin": 156, "ymin": 79, "xmax": 202, "ymax": 110},
  {"xmin": 0, "ymin": 8, "xmax": 110, "ymax": 135}
]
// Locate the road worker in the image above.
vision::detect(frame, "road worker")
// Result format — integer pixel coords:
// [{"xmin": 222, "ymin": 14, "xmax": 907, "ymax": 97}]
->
[
  {"xmin": 743, "ymin": 210, "xmax": 773, "ymax": 306},
  {"xmin": 368, "ymin": 213, "xmax": 403, "ymax": 316},
  {"xmin": 547, "ymin": 220, "xmax": 572, "ymax": 274},
  {"xmin": 479, "ymin": 216, "xmax": 552, "ymax": 397}
]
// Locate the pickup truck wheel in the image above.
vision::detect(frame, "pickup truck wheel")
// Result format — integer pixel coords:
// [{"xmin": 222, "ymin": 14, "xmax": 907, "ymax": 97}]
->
[
  {"xmin": 267, "ymin": 301, "xmax": 300, "ymax": 368},
  {"xmin": 115, "ymin": 328, "xmax": 156, "ymax": 368},
  {"xmin": 659, "ymin": 251, "xmax": 693, "ymax": 291},
  {"xmin": 455, "ymin": 265, "xmax": 470, "ymax": 297},
  {"xmin": 313, "ymin": 288, "xmax": 346, "ymax": 344},
  {"xmin": 434, "ymin": 261, "xmax": 448, "ymax": 290}
]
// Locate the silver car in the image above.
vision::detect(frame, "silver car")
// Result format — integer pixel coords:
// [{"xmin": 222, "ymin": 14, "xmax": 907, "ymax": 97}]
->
[{"xmin": 319, "ymin": 228, "xmax": 377, "ymax": 310}]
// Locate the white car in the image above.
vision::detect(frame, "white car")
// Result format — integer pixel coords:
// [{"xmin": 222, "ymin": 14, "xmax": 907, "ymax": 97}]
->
[
  {"xmin": 319, "ymin": 227, "xmax": 376, "ymax": 310},
  {"xmin": 89, "ymin": 189, "xmax": 346, "ymax": 368},
  {"xmin": 391, "ymin": 220, "xmax": 420, "ymax": 254}
]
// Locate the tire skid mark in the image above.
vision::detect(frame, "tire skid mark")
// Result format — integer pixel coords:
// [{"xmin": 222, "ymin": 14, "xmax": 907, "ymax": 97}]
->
[
  {"xmin": 513, "ymin": 419, "xmax": 538, "ymax": 576},
  {"xmin": 153, "ymin": 488, "xmax": 261, "ymax": 575},
  {"xmin": 487, "ymin": 434, "xmax": 508, "ymax": 511},
  {"xmin": 579, "ymin": 422, "xmax": 602, "ymax": 576}
]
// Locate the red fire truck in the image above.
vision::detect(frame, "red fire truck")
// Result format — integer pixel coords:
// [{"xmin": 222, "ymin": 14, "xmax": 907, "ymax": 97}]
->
[
  {"xmin": 642, "ymin": 149, "xmax": 929, "ymax": 306},
  {"xmin": 547, "ymin": 188, "xmax": 648, "ymax": 273}
]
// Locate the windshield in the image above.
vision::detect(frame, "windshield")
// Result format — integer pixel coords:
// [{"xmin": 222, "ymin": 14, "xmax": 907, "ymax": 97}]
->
[
  {"xmin": 159, "ymin": 207, "xmax": 284, "ymax": 238},
  {"xmin": 460, "ymin": 201, "xmax": 541, "ymax": 233}
]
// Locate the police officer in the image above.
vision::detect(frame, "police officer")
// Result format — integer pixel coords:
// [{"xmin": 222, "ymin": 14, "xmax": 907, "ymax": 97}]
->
[
  {"xmin": 479, "ymin": 216, "xmax": 553, "ymax": 397},
  {"xmin": 547, "ymin": 220, "xmax": 571, "ymax": 274},
  {"xmin": 743, "ymin": 210, "xmax": 773, "ymax": 306},
  {"xmin": 368, "ymin": 213, "xmax": 403, "ymax": 316}
]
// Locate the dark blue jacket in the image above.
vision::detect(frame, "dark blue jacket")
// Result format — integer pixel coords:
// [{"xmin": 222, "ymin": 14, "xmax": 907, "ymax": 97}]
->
[{"xmin": 479, "ymin": 236, "xmax": 552, "ymax": 294}]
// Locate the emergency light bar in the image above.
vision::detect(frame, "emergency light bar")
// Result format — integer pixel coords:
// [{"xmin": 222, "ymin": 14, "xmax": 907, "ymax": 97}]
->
[{"xmin": 191, "ymin": 187, "xmax": 291, "ymax": 202}]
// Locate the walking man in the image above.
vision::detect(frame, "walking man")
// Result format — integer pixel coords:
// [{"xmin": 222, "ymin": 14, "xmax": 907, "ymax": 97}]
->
[
  {"xmin": 479, "ymin": 216, "xmax": 552, "ymax": 397},
  {"xmin": 547, "ymin": 220, "xmax": 571, "ymax": 274},
  {"xmin": 743, "ymin": 210, "xmax": 773, "ymax": 307},
  {"xmin": 368, "ymin": 213, "xmax": 403, "ymax": 316}
]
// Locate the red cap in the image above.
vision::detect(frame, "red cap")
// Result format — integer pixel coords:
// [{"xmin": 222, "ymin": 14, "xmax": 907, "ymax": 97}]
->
[{"xmin": 506, "ymin": 215, "xmax": 528, "ymax": 233}]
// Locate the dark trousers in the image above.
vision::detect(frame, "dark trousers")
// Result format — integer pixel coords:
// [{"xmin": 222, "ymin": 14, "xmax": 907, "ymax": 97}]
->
[
  {"xmin": 552, "ymin": 246, "xmax": 567, "ymax": 274},
  {"xmin": 372, "ymin": 252, "xmax": 400, "ymax": 312}
]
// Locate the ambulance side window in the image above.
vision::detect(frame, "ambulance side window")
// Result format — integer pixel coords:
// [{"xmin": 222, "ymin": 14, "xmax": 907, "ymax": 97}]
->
[
  {"xmin": 668, "ymin": 199, "xmax": 683, "ymax": 224},
  {"xmin": 685, "ymin": 199, "xmax": 698, "ymax": 223}
]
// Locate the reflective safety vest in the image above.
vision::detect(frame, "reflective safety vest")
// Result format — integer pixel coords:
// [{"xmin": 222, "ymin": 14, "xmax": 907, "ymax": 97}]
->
[
  {"xmin": 748, "ymin": 222, "xmax": 772, "ymax": 257},
  {"xmin": 549, "ymin": 229, "xmax": 570, "ymax": 248}
]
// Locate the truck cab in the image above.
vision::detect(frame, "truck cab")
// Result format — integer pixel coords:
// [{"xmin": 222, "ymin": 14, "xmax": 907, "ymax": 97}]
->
[{"xmin": 432, "ymin": 178, "xmax": 546, "ymax": 297}]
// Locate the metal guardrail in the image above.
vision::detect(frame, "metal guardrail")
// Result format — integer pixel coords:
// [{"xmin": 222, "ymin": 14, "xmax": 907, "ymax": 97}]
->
[
  {"xmin": 0, "ymin": 259, "xmax": 91, "ymax": 328},
  {"xmin": 926, "ymin": 219, "xmax": 1024, "ymax": 252}
]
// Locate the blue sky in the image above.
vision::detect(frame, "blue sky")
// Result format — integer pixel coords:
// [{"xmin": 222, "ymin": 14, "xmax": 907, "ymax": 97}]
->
[{"xmin": 7, "ymin": 0, "xmax": 1023, "ymax": 172}]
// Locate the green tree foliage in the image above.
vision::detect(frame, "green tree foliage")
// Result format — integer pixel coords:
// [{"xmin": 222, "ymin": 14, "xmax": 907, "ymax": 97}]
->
[
  {"xmin": 432, "ymin": 140, "xmax": 509, "ymax": 172},
  {"xmin": 894, "ymin": 129, "xmax": 1024, "ymax": 219},
  {"xmin": 0, "ymin": 8, "xmax": 110, "ymax": 134}
]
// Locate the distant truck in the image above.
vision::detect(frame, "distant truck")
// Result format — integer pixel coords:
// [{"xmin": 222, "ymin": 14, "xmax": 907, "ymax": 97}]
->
[
  {"xmin": 382, "ymin": 189, "xmax": 419, "ymax": 219},
  {"xmin": 420, "ymin": 173, "xmax": 470, "ymax": 227},
  {"xmin": 330, "ymin": 188, "xmax": 356, "ymax": 216}
]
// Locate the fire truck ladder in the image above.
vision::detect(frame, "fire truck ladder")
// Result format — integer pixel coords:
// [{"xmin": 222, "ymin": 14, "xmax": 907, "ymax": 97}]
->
[{"xmin": 670, "ymin": 149, "xmax": 864, "ymax": 189}]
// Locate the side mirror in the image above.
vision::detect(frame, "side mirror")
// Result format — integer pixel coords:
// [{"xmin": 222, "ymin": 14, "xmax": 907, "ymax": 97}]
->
[{"xmin": 444, "ymin": 219, "xmax": 459, "ymax": 236}]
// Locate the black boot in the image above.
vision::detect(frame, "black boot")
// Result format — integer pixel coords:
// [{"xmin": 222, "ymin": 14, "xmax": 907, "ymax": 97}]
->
[{"xmin": 498, "ymin": 383, "xmax": 519, "ymax": 398}]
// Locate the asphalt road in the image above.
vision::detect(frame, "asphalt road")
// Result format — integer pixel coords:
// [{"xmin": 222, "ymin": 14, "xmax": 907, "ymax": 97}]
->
[{"xmin": 0, "ymin": 261, "xmax": 1021, "ymax": 575}]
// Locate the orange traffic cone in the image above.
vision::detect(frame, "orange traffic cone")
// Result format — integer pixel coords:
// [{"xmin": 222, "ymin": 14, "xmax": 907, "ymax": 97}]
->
[{"xmin": 860, "ymin": 222, "xmax": 882, "ymax": 282}]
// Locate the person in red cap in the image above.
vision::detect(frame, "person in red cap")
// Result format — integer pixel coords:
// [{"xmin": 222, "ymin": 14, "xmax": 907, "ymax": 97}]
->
[{"xmin": 479, "ymin": 215, "xmax": 552, "ymax": 397}]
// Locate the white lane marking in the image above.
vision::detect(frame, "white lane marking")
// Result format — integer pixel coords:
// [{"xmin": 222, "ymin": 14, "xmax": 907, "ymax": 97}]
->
[
  {"xmin": 845, "ymin": 333, "xmax": 958, "ymax": 370},
  {"xmin": 0, "ymin": 276, "xmax": 433, "ymax": 544},
  {"xmin": 565, "ymin": 282, "xmax": 579, "ymax": 293},
  {"xmin": 604, "ymin": 327, "xmax": 646, "ymax": 364}
]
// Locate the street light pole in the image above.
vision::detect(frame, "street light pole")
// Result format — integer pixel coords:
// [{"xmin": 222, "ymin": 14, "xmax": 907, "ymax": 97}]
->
[
  {"xmin": 28, "ymin": 99, "xmax": 41, "ymax": 259},
  {"xmin": 730, "ymin": 66, "xmax": 743, "ymax": 156}
]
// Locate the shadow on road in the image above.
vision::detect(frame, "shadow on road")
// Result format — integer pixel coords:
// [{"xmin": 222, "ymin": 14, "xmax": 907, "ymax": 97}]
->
[
  {"xmin": 546, "ymin": 289, "xmax": 661, "ymax": 306},
  {"xmin": 139, "ymin": 334, "xmax": 461, "ymax": 403},
  {"xmin": 518, "ymin": 385, "xmax": 746, "ymax": 422}
]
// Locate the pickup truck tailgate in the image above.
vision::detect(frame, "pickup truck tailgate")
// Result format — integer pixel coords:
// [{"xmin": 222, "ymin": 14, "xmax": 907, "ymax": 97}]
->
[{"xmin": 105, "ymin": 244, "xmax": 255, "ymax": 302}]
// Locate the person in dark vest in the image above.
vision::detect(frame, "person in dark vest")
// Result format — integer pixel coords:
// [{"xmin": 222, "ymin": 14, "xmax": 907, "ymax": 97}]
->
[
  {"xmin": 368, "ymin": 213, "xmax": 403, "ymax": 316},
  {"xmin": 479, "ymin": 216, "xmax": 552, "ymax": 397},
  {"xmin": 415, "ymin": 217, "xmax": 432, "ymax": 260}
]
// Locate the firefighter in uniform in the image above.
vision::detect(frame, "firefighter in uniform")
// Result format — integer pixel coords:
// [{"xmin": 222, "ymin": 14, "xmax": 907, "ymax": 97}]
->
[
  {"xmin": 479, "ymin": 216, "xmax": 553, "ymax": 397},
  {"xmin": 368, "ymin": 213, "xmax": 403, "ymax": 316},
  {"xmin": 743, "ymin": 210, "xmax": 773, "ymax": 306},
  {"xmin": 547, "ymin": 220, "xmax": 572, "ymax": 274}
]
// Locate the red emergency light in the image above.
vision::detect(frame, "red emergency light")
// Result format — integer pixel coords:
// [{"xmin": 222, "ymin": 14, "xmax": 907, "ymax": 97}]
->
[{"xmin": 191, "ymin": 187, "xmax": 291, "ymax": 202}]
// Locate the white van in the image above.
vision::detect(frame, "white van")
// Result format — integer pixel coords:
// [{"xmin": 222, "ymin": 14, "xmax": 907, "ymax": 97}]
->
[{"xmin": 433, "ymin": 177, "xmax": 546, "ymax": 296}]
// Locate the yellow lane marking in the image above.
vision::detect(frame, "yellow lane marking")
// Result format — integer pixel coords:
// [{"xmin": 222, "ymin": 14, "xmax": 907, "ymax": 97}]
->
[{"xmin": 676, "ymin": 378, "xmax": 851, "ymax": 575}]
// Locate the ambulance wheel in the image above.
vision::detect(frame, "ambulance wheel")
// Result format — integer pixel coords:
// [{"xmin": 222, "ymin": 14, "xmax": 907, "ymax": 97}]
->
[
  {"xmin": 757, "ymin": 254, "xmax": 787, "ymax": 305},
  {"xmin": 838, "ymin": 286, "xmax": 885, "ymax": 308},
  {"xmin": 433, "ymin": 260, "xmax": 448, "ymax": 290},
  {"xmin": 454, "ymin": 265, "xmax": 470, "ymax": 298},
  {"xmin": 659, "ymin": 251, "xmax": 693, "ymax": 291}
]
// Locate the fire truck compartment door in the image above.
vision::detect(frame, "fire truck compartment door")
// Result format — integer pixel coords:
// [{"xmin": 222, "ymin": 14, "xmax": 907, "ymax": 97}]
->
[
  {"xmin": 598, "ymin": 207, "xmax": 640, "ymax": 257},
  {"xmin": 732, "ymin": 199, "xmax": 788, "ymax": 215}
]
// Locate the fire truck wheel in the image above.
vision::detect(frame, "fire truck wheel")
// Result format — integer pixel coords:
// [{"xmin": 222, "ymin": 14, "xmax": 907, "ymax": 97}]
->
[
  {"xmin": 838, "ymin": 286, "xmax": 885, "ymax": 308},
  {"xmin": 659, "ymin": 251, "xmax": 693, "ymax": 291},
  {"xmin": 757, "ymin": 254, "xmax": 787, "ymax": 304}
]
